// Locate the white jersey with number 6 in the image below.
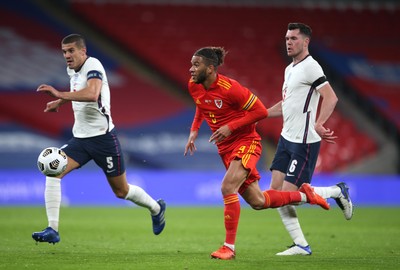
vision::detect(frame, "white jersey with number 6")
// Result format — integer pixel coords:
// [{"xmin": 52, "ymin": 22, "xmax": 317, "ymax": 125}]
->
[{"xmin": 281, "ymin": 55, "xmax": 328, "ymax": 144}]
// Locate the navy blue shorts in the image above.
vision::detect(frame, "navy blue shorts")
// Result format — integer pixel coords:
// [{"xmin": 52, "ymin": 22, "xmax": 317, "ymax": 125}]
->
[
  {"xmin": 270, "ymin": 136, "xmax": 320, "ymax": 187},
  {"xmin": 61, "ymin": 129, "xmax": 126, "ymax": 177}
]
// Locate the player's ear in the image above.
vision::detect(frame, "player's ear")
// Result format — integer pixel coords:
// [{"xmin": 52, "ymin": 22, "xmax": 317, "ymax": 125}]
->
[
  {"xmin": 304, "ymin": 37, "xmax": 310, "ymax": 47},
  {"xmin": 207, "ymin": 65, "xmax": 214, "ymax": 74},
  {"xmin": 80, "ymin": 47, "xmax": 87, "ymax": 55}
]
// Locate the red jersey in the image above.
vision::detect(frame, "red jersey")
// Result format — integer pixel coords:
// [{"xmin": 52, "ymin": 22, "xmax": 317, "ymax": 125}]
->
[{"xmin": 188, "ymin": 74, "xmax": 263, "ymax": 154}]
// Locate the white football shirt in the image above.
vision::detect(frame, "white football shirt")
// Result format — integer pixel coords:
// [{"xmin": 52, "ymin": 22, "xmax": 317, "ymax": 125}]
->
[
  {"xmin": 67, "ymin": 57, "xmax": 114, "ymax": 138},
  {"xmin": 281, "ymin": 55, "xmax": 328, "ymax": 144}
]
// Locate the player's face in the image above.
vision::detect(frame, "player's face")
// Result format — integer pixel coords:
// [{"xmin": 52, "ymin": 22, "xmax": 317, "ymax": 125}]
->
[
  {"xmin": 62, "ymin": 42, "xmax": 87, "ymax": 71},
  {"xmin": 189, "ymin": 56, "xmax": 209, "ymax": 84},
  {"xmin": 285, "ymin": 29, "xmax": 309, "ymax": 59}
]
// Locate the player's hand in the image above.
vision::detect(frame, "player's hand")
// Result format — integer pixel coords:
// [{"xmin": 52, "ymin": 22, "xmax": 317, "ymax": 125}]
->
[
  {"xmin": 209, "ymin": 125, "xmax": 232, "ymax": 144},
  {"xmin": 44, "ymin": 100, "xmax": 60, "ymax": 112},
  {"xmin": 316, "ymin": 124, "xmax": 337, "ymax": 144},
  {"xmin": 184, "ymin": 130, "xmax": 198, "ymax": 156},
  {"xmin": 37, "ymin": 84, "xmax": 61, "ymax": 98}
]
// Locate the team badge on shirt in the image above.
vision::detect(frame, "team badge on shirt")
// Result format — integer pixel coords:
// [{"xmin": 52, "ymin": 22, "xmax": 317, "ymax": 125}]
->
[{"xmin": 214, "ymin": 99, "xmax": 223, "ymax": 109}]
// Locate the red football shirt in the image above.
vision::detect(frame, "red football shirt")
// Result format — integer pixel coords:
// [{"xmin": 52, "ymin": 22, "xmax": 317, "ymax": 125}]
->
[{"xmin": 188, "ymin": 74, "xmax": 262, "ymax": 154}]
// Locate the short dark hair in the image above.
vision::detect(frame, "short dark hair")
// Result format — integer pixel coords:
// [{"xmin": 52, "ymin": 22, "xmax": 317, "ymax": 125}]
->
[
  {"xmin": 288, "ymin": 23, "xmax": 312, "ymax": 38},
  {"xmin": 194, "ymin": 47, "xmax": 227, "ymax": 67},
  {"xmin": 62, "ymin": 34, "xmax": 86, "ymax": 48}
]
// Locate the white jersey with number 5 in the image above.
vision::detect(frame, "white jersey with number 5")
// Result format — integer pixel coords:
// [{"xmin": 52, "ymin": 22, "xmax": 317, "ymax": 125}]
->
[
  {"xmin": 281, "ymin": 55, "xmax": 328, "ymax": 144},
  {"xmin": 67, "ymin": 57, "xmax": 114, "ymax": 138}
]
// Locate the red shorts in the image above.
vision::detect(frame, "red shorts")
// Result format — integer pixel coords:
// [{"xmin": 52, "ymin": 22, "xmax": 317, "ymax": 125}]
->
[{"xmin": 220, "ymin": 139, "xmax": 262, "ymax": 194}]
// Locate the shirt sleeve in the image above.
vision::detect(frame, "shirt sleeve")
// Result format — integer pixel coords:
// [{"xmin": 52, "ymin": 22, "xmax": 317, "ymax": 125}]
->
[
  {"xmin": 190, "ymin": 106, "xmax": 205, "ymax": 131},
  {"xmin": 224, "ymin": 82, "xmax": 268, "ymax": 131},
  {"xmin": 87, "ymin": 70, "xmax": 103, "ymax": 80},
  {"xmin": 228, "ymin": 95, "xmax": 268, "ymax": 132},
  {"xmin": 85, "ymin": 58, "xmax": 105, "ymax": 81},
  {"xmin": 306, "ymin": 60, "xmax": 328, "ymax": 90}
]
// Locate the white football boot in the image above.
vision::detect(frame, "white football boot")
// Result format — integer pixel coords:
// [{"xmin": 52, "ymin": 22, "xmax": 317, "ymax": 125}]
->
[
  {"xmin": 276, "ymin": 244, "xmax": 312, "ymax": 256},
  {"xmin": 335, "ymin": 182, "xmax": 353, "ymax": 220}
]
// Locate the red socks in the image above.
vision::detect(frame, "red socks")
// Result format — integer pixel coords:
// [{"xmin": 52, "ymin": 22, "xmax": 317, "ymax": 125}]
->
[
  {"xmin": 222, "ymin": 190, "xmax": 301, "ymax": 245},
  {"xmin": 223, "ymin": 194, "xmax": 240, "ymax": 245},
  {"xmin": 263, "ymin": 189, "xmax": 301, "ymax": 208}
]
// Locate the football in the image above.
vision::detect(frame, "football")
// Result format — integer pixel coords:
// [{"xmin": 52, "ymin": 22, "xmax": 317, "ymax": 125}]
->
[{"xmin": 37, "ymin": 147, "xmax": 68, "ymax": 177}]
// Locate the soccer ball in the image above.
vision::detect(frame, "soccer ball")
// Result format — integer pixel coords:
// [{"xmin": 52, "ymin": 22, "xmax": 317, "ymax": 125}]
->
[{"xmin": 37, "ymin": 147, "xmax": 68, "ymax": 177}]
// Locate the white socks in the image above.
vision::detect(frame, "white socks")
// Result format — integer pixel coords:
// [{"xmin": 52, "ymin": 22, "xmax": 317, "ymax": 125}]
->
[
  {"xmin": 278, "ymin": 205, "xmax": 308, "ymax": 247},
  {"xmin": 45, "ymin": 176, "xmax": 61, "ymax": 231},
  {"xmin": 44, "ymin": 181, "xmax": 159, "ymax": 232},
  {"xmin": 125, "ymin": 184, "xmax": 160, "ymax": 215},
  {"xmin": 278, "ymin": 185, "xmax": 342, "ymax": 248},
  {"xmin": 299, "ymin": 192, "xmax": 307, "ymax": 203},
  {"xmin": 313, "ymin": 186, "xmax": 342, "ymax": 199},
  {"xmin": 224, "ymin": 242, "xmax": 235, "ymax": 251}
]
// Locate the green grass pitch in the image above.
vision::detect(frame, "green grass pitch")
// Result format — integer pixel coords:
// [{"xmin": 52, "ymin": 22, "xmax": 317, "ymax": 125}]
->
[{"xmin": 0, "ymin": 206, "xmax": 399, "ymax": 270}]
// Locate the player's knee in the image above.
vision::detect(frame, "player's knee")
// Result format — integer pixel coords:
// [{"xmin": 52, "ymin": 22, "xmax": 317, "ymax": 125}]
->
[
  {"xmin": 221, "ymin": 184, "xmax": 235, "ymax": 196},
  {"xmin": 248, "ymin": 198, "xmax": 265, "ymax": 210},
  {"xmin": 269, "ymin": 183, "xmax": 282, "ymax": 191},
  {"xmin": 114, "ymin": 189, "xmax": 128, "ymax": 199}
]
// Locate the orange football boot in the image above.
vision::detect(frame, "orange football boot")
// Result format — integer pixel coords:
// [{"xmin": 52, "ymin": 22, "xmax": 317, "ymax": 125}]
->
[
  {"xmin": 299, "ymin": 183, "xmax": 330, "ymax": 210},
  {"xmin": 210, "ymin": 245, "xmax": 236, "ymax": 260}
]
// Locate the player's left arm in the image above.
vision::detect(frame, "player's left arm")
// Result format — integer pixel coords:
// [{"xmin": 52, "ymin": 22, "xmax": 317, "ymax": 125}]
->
[
  {"xmin": 37, "ymin": 75, "xmax": 101, "ymax": 102},
  {"xmin": 37, "ymin": 84, "xmax": 70, "ymax": 112},
  {"xmin": 59, "ymin": 77, "xmax": 102, "ymax": 102},
  {"xmin": 316, "ymin": 83, "xmax": 338, "ymax": 144},
  {"xmin": 209, "ymin": 96, "xmax": 268, "ymax": 144},
  {"xmin": 228, "ymin": 96, "xmax": 268, "ymax": 131}
]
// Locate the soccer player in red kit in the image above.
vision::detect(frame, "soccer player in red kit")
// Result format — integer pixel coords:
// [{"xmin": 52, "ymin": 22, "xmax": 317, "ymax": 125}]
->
[{"xmin": 184, "ymin": 47, "xmax": 329, "ymax": 260}]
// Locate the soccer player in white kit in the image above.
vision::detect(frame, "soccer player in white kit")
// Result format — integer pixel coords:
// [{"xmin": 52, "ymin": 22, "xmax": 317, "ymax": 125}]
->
[
  {"xmin": 267, "ymin": 23, "xmax": 353, "ymax": 255},
  {"xmin": 32, "ymin": 34, "xmax": 166, "ymax": 244}
]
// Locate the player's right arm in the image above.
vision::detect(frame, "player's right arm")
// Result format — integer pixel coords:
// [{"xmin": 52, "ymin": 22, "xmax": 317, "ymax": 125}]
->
[
  {"xmin": 184, "ymin": 130, "xmax": 199, "ymax": 156},
  {"xmin": 267, "ymin": 101, "xmax": 283, "ymax": 118},
  {"xmin": 184, "ymin": 106, "xmax": 204, "ymax": 156},
  {"xmin": 44, "ymin": 99, "xmax": 69, "ymax": 112}
]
